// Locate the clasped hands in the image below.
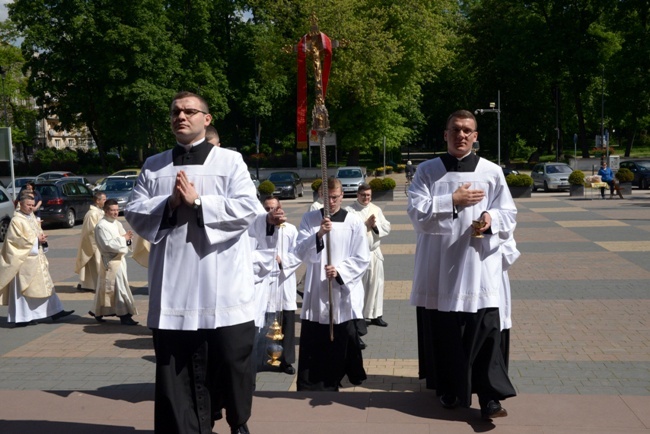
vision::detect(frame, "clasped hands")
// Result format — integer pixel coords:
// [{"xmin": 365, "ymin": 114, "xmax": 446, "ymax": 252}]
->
[{"xmin": 169, "ymin": 170, "xmax": 199, "ymax": 210}]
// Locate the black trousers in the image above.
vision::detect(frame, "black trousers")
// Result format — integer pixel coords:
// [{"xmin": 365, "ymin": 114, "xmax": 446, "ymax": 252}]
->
[
  {"xmin": 280, "ymin": 309, "xmax": 296, "ymax": 365},
  {"xmin": 152, "ymin": 321, "xmax": 255, "ymax": 434},
  {"xmin": 297, "ymin": 319, "xmax": 367, "ymax": 391},
  {"xmin": 417, "ymin": 308, "xmax": 516, "ymax": 407}
]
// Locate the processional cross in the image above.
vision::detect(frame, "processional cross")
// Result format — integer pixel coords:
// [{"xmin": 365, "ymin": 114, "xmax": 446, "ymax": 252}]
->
[{"xmin": 293, "ymin": 13, "xmax": 340, "ymax": 340}]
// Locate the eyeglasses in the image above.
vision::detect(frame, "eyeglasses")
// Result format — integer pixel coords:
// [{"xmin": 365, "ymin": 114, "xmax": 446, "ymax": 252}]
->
[
  {"xmin": 447, "ymin": 127, "xmax": 477, "ymax": 136},
  {"xmin": 171, "ymin": 108, "xmax": 208, "ymax": 118}
]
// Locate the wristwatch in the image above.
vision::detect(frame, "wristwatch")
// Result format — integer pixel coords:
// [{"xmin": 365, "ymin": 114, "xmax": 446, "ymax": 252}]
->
[{"xmin": 193, "ymin": 197, "xmax": 201, "ymax": 209}]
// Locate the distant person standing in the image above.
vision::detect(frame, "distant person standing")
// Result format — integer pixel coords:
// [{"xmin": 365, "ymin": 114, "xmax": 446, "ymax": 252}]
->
[
  {"xmin": 75, "ymin": 191, "xmax": 106, "ymax": 292},
  {"xmin": 89, "ymin": 199, "xmax": 138, "ymax": 325},
  {"xmin": 597, "ymin": 161, "xmax": 615, "ymax": 199},
  {"xmin": 18, "ymin": 182, "xmax": 43, "ymax": 218},
  {"xmin": 346, "ymin": 183, "xmax": 391, "ymax": 327},
  {"xmin": 0, "ymin": 193, "xmax": 74, "ymax": 327}
]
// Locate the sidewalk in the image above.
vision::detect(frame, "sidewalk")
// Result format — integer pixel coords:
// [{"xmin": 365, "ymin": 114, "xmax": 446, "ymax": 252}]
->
[{"xmin": 1, "ymin": 181, "xmax": 649, "ymax": 433}]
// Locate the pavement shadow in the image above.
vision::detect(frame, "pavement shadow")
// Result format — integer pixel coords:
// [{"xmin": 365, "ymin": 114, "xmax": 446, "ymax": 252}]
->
[
  {"xmin": 254, "ymin": 391, "xmax": 498, "ymax": 432},
  {"xmin": 46, "ymin": 385, "xmax": 155, "ymax": 404},
  {"xmin": 0, "ymin": 421, "xmax": 152, "ymax": 434}
]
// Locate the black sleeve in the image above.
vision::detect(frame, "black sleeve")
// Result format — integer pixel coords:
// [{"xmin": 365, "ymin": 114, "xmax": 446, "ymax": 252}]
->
[{"xmin": 159, "ymin": 199, "xmax": 178, "ymax": 230}]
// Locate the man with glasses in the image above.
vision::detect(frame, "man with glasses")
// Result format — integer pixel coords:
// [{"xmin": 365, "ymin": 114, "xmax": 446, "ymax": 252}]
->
[
  {"xmin": 407, "ymin": 110, "xmax": 517, "ymax": 420},
  {"xmin": 126, "ymin": 91, "xmax": 265, "ymax": 434},
  {"xmin": 294, "ymin": 177, "xmax": 370, "ymax": 390}
]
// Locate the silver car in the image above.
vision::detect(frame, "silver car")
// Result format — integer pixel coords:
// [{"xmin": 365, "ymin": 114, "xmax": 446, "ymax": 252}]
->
[
  {"xmin": 531, "ymin": 163, "xmax": 572, "ymax": 192},
  {"xmin": 336, "ymin": 166, "xmax": 366, "ymax": 196},
  {"xmin": 96, "ymin": 177, "xmax": 137, "ymax": 212}
]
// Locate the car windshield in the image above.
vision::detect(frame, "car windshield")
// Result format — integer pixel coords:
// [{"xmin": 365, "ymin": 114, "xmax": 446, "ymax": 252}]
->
[
  {"xmin": 268, "ymin": 173, "xmax": 293, "ymax": 182},
  {"xmin": 100, "ymin": 180, "xmax": 135, "ymax": 192},
  {"xmin": 546, "ymin": 165, "xmax": 572, "ymax": 174},
  {"xmin": 338, "ymin": 169, "xmax": 362, "ymax": 178},
  {"xmin": 636, "ymin": 162, "xmax": 650, "ymax": 171}
]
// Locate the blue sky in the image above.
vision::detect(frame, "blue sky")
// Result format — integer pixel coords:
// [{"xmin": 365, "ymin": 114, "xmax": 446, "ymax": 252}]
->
[{"xmin": 1, "ymin": 1, "xmax": 8, "ymax": 22}]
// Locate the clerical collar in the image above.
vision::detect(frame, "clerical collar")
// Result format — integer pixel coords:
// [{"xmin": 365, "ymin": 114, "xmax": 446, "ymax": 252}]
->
[
  {"xmin": 104, "ymin": 216, "xmax": 116, "ymax": 223},
  {"xmin": 320, "ymin": 208, "xmax": 348, "ymax": 222},
  {"xmin": 177, "ymin": 138, "xmax": 206, "ymax": 152},
  {"xmin": 172, "ymin": 140, "xmax": 213, "ymax": 166},
  {"xmin": 440, "ymin": 151, "xmax": 479, "ymax": 172},
  {"xmin": 355, "ymin": 201, "xmax": 369, "ymax": 209}
]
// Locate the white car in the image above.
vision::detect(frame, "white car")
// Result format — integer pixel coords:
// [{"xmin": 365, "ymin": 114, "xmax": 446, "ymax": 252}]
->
[
  {"xmin": 531, "ymin": 163, "xmax": 572, "ymax": 192},
  {"xmin": 0, "ymin": 184, "xmax": 16, "ymax": 242},
  {"xmin": 335, "ymin": 166, "xmax": 367, "ymax": 196},
  {"xmin": 5, "ymin": 176, "xmax": 36, "ymax": 198}
]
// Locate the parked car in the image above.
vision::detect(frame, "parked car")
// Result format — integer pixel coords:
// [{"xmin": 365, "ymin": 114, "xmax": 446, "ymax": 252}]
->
[
  {"xmin": 531, "ymin": 162, "xmax": 572, "ymax": 192},
  {"xmin": 250, "ymin": 173, "xmax": 260, "ymax": 189},
  {"xmin": 95, "ymin": 177, "xmax": 137, "ymax": 212},
  {"xmin": 35, "ymin": 171, "xmax": 76, "ymax": 183},
  {"xmin": 35, "ymin": 179, "xmax": 93, "ymax": 227},
  {"xmin": 502, "ymin": 167, "xmax": 519, "ymax": 177},
  {"xmin": 0, "ymin": 184, "xmax": 15, "ymax": 242},
  {"xmin": 336, "ymin": 166, "xmax": 366, "ymax": 196},
  {"xmin": 109, "ymin": 168, "xmax": 141, "ymax": 178},
  {"xmin": 66, "ymin": 176, "xmax": 94, "ymax": 190},
  {"xmin": 619, "ymin": 160, "xmax": 650, "ymax": 189},
  {"xmin": 5, "ymin": 176, "xmax": 36, "ymax": 198},
  {"xmin": 266, "ymin": 171, "xmax": 304, "ymax": 199}
]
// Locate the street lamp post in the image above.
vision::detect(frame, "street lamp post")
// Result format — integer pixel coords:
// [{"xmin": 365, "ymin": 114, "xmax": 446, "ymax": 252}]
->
[{"xmin": 474, "ymin": 90, "xmax": 501, "ymax": 166}]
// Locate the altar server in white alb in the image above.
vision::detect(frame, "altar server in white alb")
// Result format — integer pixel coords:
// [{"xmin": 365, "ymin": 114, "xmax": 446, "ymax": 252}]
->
[
  {"xmin": 407, "ymin": 110, "xmax": 517, "ymax": 420},
  {"xmin": 125, "ymin": 91, "xmax": 264, "ymax": 434},
  {"xmin": 346, "ymin": 183, "xmax": 391, "ymax": 327},
  {"xmin": 75, "ymin": 191, "xmax": 106, "ymax": 292},
  {"xmin": 89, "ymin": 199, "xmax": 138, "ymax": 325},
  {"xmin": 255, "ymin": 196, "xmax": 301, "ymax": 375},
  {"xmin": 294, "ymin": 177, "xmax": 370, "ymax": 391},
  {"xmin": 0, "ymin": 193, "xmax": 74, "ymax": 326}
]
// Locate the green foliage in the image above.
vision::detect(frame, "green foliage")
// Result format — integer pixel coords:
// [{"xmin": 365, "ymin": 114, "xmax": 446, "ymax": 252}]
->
[
  {"xmin": 396, "ymin": 164, "xmax": 406, "ymax": 173},
  {"xmin": 258, "ymin": 180, "xmax": 275, "ymax": 195},
  {"xmin": 615, "ymin": 168, "xmax": 634, "ymax": 182},
  {"xmin": 568, "ymin": 170, "xmax": 585, "ymax": 186},
  {"xmin": 311, "ymin": 178, "xmax": 322, "ymax": 192},
  {"xmin": 369, "ymin": 177, "xmax": 396, "ymax": 191},
  {"xmin": 506, "ymin": 173, "xmax": 533, "ymax": 187}
]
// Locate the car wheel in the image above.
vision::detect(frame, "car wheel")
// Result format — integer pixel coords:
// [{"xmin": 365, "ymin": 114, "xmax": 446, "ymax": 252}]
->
[
  {"xmin": 532, "ymin": 183, "xmax": 538, "ymax": 192},
  {"xmin": 642, "ymin": 178, "xmax": 649, "ymax": 190},
  {"xmin": 298, "ymin": 184, "xmax": 303, "ymax": 197},
  {"xmin": 65, "ymin": 209, "xmax": 76, "ymax": 228},
  {"xmin": 0, "ymin": 219, "xmax": 9, "ymax": 243},
  {"xmin": 543, "ymin": 181, "xmax": 550, "ymax": 192}
]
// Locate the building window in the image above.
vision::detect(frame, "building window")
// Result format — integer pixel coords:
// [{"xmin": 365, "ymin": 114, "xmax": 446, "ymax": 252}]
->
[
  {"xmin": 68, "ymin": 138, "xmax": 75, "ymax": 147},
  {"xmin": 54, "ymin": 139, "xmax": 61, "ymax": 149}
]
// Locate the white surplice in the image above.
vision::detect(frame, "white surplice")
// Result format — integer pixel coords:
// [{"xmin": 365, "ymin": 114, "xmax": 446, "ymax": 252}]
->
[
  {"xmin": 93, "ymin": 217, "xmax": 137, "ymax": 317},
  {"xmin": 345, "ymin": 201, "xmax": 391, "ymax": 319},
  {"xmin": 407, "ymin": 157, "xmax": 517, "ymax": 313},
  {"xmin": 294, "ymin": 210, "xmax": 370, "ymax": 324},
  {"xmin": 125, "ymin": 146, "xmax": 264, "ymax": 330}
]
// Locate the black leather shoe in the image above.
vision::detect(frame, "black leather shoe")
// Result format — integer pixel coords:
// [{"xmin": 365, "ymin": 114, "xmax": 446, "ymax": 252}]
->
[
  {"xmin": 88, "ymin": 311, "xmax": 106, "ymax": 323},
  {"xmin": 358, "ymin": 337, "xmax": 367, "ymax": 350},
  {"xmin": 119, "ymin": 315, "xmax": 139, "ymax": 326},
  {"xmin": 280, "ymin": 363, "xmax": 296, "ymax": 375},
  {"xmin": 52, "ymin": 310, "xmax": 74, "ymax": 321},
  {"xmin": 370, "ymin": 317, "xmax": 388, "ymax": 327},
  {"xmin": 440, "ymin": 394, "xmax": 460, "ymax": 409},
  {"xmin": 481, "ymin": 400, "xmax": 507, "ymax": 420},
  {"xmin": 231, "ymin": 423, "xmax": 250, "ymax": 434}
]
